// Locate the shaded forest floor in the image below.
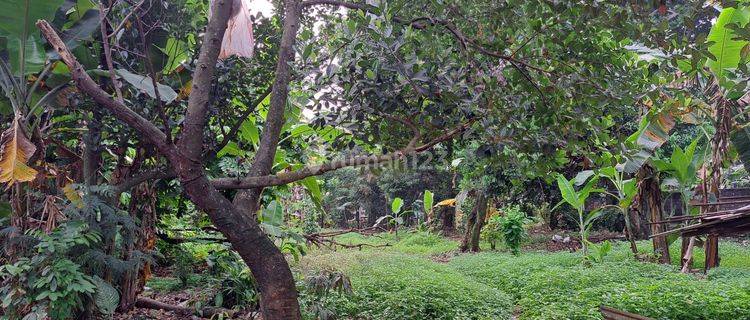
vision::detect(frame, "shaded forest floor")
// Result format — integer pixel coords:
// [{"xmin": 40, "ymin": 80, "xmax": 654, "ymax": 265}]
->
[{"xmin": 134, "ymin": 230, "xmax": 750, "ymax": 319}]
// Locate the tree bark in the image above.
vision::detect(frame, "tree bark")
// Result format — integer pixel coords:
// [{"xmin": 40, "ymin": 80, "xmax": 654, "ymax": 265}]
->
[
  {"xmin": 459, "ymin": 205, "xmax": 476, "ymax": 252},
  {"xmin": 704, "ymin": 100, "xmax": 731, "ymax": 270},
  {"xmin": 469, "ymin": 194, "xmax": 488, "ymax": 252},
  {"xmin": 460, "ymin": 192, "xmax": 487, "ymax": 252},
  {"xmin": 441, "ymin": 206, "xmax": 455, "ymax": 234},
  {"xmin": 635, "ymin": 164, "xmax": 670, "ymax": 264},
  {"xmin": 118, "ymin": 182, "xmax": 157, "ymax": 312}
]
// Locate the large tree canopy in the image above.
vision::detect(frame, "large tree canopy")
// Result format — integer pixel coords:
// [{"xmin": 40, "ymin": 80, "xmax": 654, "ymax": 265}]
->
[{"xmin": 2, "ymin": 0, "xmax": 748, "ymax": 319}]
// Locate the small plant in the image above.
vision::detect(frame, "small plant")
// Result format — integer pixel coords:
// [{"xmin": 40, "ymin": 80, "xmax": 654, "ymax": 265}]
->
[
  {"xmin": 555, "ymin": 173, "xmax": 603, "ymax": 256},
  {"xmin": 302, "ymin": 209, "xmax": 321, "ymax": 234},
  {"xmin": 301, "ymin": 269, "xmax": 354, "ymax": 320},
  {"xmin": 482, "ymin": 216, "xmax": 504, "ymax": 250},
  {"xmin": 374, "ymin": 197, "xmax": 410, "ymax": 235},
  {"xmin": 208, "ymin": 250, "xmax": 258, "ymax": 310},
  {"xmin": 482, "ymin": 205, "xmax": 529, "ymax": 255},
  {"xmin": 654, "ymin": 137, "xmax": 704, "ymax": 216},
  {"xmin": 595, "ymin": 163, "xmax": 639, "ymax": 255},
  {"xmin": 423, "ymin": 190, "xmax": 434, "ymax": 222},
  {"xmin": 173, "ymin": 246, "xmax": 196, "ymax": 287},
  {"xmin": 498, "ymin": 206, "xmax": 528, "ymax": 256},
  {"xmin": 585, "ymin": 240, "xmax": 612, "ymax": 264}
]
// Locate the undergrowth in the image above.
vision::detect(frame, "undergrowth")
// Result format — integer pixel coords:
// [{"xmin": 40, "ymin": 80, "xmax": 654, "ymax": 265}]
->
[{"xmin": 297, "ymin": 231, "xmax": 750, "ymax": 320}]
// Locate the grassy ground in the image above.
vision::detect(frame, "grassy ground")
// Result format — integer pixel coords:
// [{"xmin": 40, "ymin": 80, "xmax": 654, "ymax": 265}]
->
[{"xmin": 296, "ymin": 231, "xmax": 750, "ymax": 320}]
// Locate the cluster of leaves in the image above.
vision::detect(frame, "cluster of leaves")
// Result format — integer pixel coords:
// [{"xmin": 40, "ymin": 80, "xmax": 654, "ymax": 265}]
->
[
  {"xmin": 299, "ymin": 269, "xmax": 353, "ymax": 320},
  {"xmin": 0, "ymin": 221, "xmax": 102, "ymax": 319},
  {"xmin": 205, "ymin": 248, "xmax": 259, "ymax": 310}
]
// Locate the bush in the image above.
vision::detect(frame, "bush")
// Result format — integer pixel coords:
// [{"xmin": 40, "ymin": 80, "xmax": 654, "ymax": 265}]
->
[
  {"xmin": 482, "ymin": 205, "xmax": 528, "ymax": 254},
  {"xmin": 206, "ymin": 249, "xmax": 258, "ymax": 309},
  {"xmin": 300, "ymin": 252, "xmax": 513, "ymax": 319},
  {"xmin": 0, "ymin": 221, "xmax": 100, "ymax": 319}
]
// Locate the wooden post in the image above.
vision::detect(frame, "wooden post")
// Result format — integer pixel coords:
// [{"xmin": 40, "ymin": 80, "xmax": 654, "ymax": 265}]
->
[{"xmin": 705, "ymin": 234, "xmax": 720, "ymax": 270}]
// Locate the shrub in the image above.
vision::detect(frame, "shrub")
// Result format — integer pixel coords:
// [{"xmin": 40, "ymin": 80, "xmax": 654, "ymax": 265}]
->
[
  {"xmin": 206, "ymin": 248, "xmax": 258, "ymax": 309},
  {"xmin": 0, "ymin": 221, "xmax": 100, "ymax": 319}
]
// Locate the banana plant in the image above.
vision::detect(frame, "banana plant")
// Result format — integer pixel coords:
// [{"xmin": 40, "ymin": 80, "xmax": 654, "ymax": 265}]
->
[
  {"xmin": 555, "ymin": 172, "xmax": 603, "ymax": 256},
  {"xmin": 653, "ymin": 137, "xmax": 705, "ymax": 217},
  {"xmin": 596, "ymin": 164, "xmax": 639, "ymax": 254},
  {"xmin": 422, "ymin": 189, "xmax": 433, "ymax": 222},
  {"xmin": 373, "ymin": 197, "xmax": 408, "ymax": 236}
]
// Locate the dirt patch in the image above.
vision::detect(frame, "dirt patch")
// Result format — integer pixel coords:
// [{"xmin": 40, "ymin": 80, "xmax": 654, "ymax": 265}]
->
[
  {"xmin": 431, "ymin": 251, "xmax": 460, "ymax": 263},
  {"xmin": 524, "ymin": 227, "xmax": 627, "ymax": 252}
]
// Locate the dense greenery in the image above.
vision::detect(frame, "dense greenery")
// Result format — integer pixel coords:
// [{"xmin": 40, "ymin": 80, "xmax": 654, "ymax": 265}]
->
[
  {"xmin": 2, "ymin": 0, "xmax": 750, "ymax": 318},
  {"xmin": 297, "ymin": 232, "xmax": 750, "ymax": 320}
]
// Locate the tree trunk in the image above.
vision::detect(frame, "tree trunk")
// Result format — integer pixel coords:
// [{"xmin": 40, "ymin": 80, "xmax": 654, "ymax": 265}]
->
[
  {"xmin": 459, "ymin": 206, "xmax": 476, "ymax": 252},
  {"xmin": 622, "ymin": 208, "xmax": 639, "ymax": 255},
  {"xmin": 221, "ymin": 0, "xmax": 303, "ymax": 318},
  {"xmin": 469, "ymin": 194, "xmax": 488, "ymax": 252},
  {"xmin": 441, "ymin": 206, "xmax": 455, "ymax": 234},
  {"xmin": 705, "ymin": 234, "xmax": 720, "ymax": 270},
  {"xmin": 118, "ymin": 183, "xmax": 157, "ymax": 312},
  {"xmin": 460, "ymin": 193, "xmax": 487, "ymax": 252},
  {"xmin": 635, "ymin": 164, "xmax": 670, "ymax": 264},
  {"xmin": 704, "ymin": 100, "xmax": 730, "ymax": 271}
]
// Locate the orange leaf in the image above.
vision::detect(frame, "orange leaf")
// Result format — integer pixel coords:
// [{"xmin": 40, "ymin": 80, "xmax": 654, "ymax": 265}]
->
[{"xmin": 0, "ymin": 116, "xmax": 38, "ymax": 188}]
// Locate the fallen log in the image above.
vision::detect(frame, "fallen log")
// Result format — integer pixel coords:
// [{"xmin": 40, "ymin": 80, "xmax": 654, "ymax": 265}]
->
[{"xmin": 600, "ymin": 305, "xmax": 653, "ymax": 320}]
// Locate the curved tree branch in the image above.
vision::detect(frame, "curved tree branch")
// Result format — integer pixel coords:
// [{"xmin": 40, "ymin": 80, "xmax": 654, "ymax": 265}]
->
[
  {"xmin": 178, "ymin": 0, "xmax": 235, "ymax": 171},
  {"xmin": 37, "ymin": 20, "xmax": 177, "ymax": 159},
  {"xmin": 212, "ymin": 118, "xmax": 474, "ymax": 189}
]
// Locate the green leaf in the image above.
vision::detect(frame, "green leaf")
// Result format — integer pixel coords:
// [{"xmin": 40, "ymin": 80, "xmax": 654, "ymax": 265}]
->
[
  {"xmin": 623, "ymin": 112, "xmax": 676, "ymax": 173},
  {"xmin": 584, "ymin": 209, "xmax": 604, "ymax": 230},
  {"xmin": 300, "ymin": 176, "xmax": 322, "ymax": 206},
  {"xmin": 58, "ymin": 9, "xmax": 100, "ymax": 52},
  {"xmin": 391, "ymin": 197, "xmax": 404, "ymax": 214},
  {"xmin": 216, "ymin": 141, "xmax": 244, "ymax": 158},
  {"xmin": 115, "ymin": 69, "xmax": 178, "ymax": 103},
  {"xmin": 261, "ymin": 200, "xmax": 283, "ymax": 226},
  {"xmin": 239, "ymin": 119, "xmax": 259, "ymax": 146},
  {"xmin": 598, "ymin": 167, "xmax": 617, "ymax": 180},
  {"xmin": 92, "ymin": 276, "xmax": 119, "ymax": 315},
  {"xmin": 423, "ymin": 190, "xmax": 434, "ymax": 214},
  {"xmin": 2, "ymin": 36, "xmax": 46, "ymax": 75},
  {"xmin": 573, "ymin": 170, "xmax": 595, "ymax": 186},
  {"xmin": 556, "ymin": 174, "xmax": 580, "ymax": 209},
  {"xmin": 707, "ymin": 6, "xmax": 750, "ymax": 84},
  {"xmin": 0, "ymin": 0, "xmax": 65, "ymax": 74},
  {"xmin": 157, "ymin": 38, "xmax": 189, "ymax": 73},
  {"xmin": 731, "ymin": 120, "xmax": 750, "ymax": 172},
  {"xmin": 260, "ymin": 222, "xmax": 283, "ymax": 237},
  {"xmin": 579, "ymin": 175, "xmax": 600, "ymax": 202}
]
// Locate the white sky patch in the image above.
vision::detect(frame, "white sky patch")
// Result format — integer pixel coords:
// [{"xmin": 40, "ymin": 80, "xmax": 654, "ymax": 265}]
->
[{"xmin": 249, "ymin": 0, "xmax": 274, "ymax": 17}]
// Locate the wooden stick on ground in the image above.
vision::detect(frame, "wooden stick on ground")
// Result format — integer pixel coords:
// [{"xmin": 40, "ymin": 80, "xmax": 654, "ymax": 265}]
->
[{"xmin": 135, "ymin": 297, "xmax": 232, "ymax": 318}]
